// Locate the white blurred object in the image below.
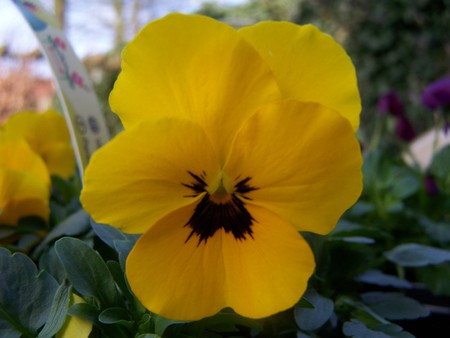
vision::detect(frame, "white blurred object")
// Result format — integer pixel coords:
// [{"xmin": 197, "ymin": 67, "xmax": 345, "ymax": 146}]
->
[{"xmin": 404, "ymin": 129, "xmax": 450, "ymax": 170}]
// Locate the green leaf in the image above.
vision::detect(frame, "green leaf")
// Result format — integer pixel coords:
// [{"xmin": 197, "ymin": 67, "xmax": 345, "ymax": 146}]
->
[
  {"xmin": 136, "ymin": 334, "xmax": 161, "ymax": 338},
  {"xmin": 0, "ymin": 227, "xmax": 15, "ymax": 240},
  {"xmin": 361, "ymin": 292, "xmax": 429, "ymax": 320},
  {"xmin": 38, "ymin": 282, "xmax": 71, "ymax": 338},
  {"xmin": 91, "ymin": 221, "xmax": 139, "ymax": 270},
  {"xmin": 91, "ymin": 221, "xmax": 139, "ymax": 250},
  {"xmin": 107, "ymin": 261, "xmax": 145, "ymax": 315},
  {"xmin": 330, "ymin": 236, "xmax": 375, "ymax": 244},
  {"xmin": 0, "ymin": 248, "xmax": 59, "ymax": 337},
  {"xmin": 374, "ymin": 323, "xmax": 415, "ymax": 338},
  {"xmin": 429, "ymin": 145, "xmax": 450, "ymax": 190},
  {"xmin": 55, "ymin": 237, "xmax": 119, "ymax": 308},
  {"xmin": 0, "ymin": 323, "xmax": 21, "ymax": 338},
  {"xmin": 362, "ymin": 152, "xmax": 420, "ymax": 212},
  {"xmin": 32, "ymin": 209, "xmax": 91, "ymax": 258},
  {"xmin": 356, "ymin": 270, "xmax": 412, "ymax": 289},
  {"xmin": 38, "ymin": 246, "xmax": 67, "ymax": 284},
  {"xmin": 294, "ymin": 290, "xmax": 334, "ymax": 331},
  {"xmin": 385, "ymin": 243, "xmax": 450, "ymax": 267},
  {"xmin": 154, "ymin": 315, "xmax": 186, "ymax": 337},
  {"xmin": 343, "ymin": 320, "xmax": 390, "ymax": 338},
  {"xmin": 417, "ymin": 216, "xmax": 450, "ymax": 244},
  {"xmin": 98, "ymin": 307, "xmax": 132, "ymax": 326},
  {"xmin": 68, "ymin": 303, "xmax": 100, "ymax": 322},
  {"xmin": 416, "ymin": 263, "xmax": 450, "ymax": 296},
  {"xmin": 137, "ymin": 313, "xmax": 152, "ymax": 334}
]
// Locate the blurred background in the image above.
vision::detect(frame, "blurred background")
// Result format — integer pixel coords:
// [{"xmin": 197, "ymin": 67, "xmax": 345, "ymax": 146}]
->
[{"xmin": 1, "ymin": 0, "xmax": 449, "ymax": 145}]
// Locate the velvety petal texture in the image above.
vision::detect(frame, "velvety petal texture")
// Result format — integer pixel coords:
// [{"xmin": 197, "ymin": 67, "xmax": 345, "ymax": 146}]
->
[
  {"xmin": 110, "ymin": 13, "xmax": 281, "ymax": 157},
  {"xmin": 239, "ymin": 22, "xmax": 361, "ymax": 130},
  {"xmin": 127, "ymin": 204, "xmax": 314, "ymax": 320},
  {"xmin": 81, "ymin": 118, "xmax": 221, "ymax": 234},
  {"xmin": 224, "ymin": 100, "xmax": 363, "ymax": 234},
  {"xmin": 82, "ymin": 13, "xmax": 363, "ymax": 321},
  {"xmin": 3, "ymin": 110, "xmax": 75, "ymax": 178}
]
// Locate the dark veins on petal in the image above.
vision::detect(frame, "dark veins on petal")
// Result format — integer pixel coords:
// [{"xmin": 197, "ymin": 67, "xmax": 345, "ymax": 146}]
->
[{"xmin": 182, "ymin": 171, "xmax": 257, "ymax": 244}]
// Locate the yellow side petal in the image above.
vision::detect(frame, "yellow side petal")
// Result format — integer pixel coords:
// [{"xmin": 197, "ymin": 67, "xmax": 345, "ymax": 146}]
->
[
  {"xmin": 239, "ymin": 22, "xmax": 361, "ymax": 131},
  {"xmin": 224, "ymin": 100, "xmax": 363, "ymax": 235},
  {"xmin": 110, "ymin": 13, "xmax": 281, "ymax": 157},
  {"xmin": 81, "ymin": 118, "xmax": 221, "ymax": 234},
  {"xmin": 126, "ymin": 204, "xmax": 314, "ymax": 320},
  {"xmin": 4, "ymin": 110, "xmax": 75, "ymax": 178},
  {"xmin": 0, "ymin": 169, "xmax": 49, "ymax": 225}
]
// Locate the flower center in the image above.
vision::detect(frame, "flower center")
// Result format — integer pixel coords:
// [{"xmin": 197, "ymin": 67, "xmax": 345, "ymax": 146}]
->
[{"xmin": 182, "ymin": 171, "xmax": 257, "ymax": 244}]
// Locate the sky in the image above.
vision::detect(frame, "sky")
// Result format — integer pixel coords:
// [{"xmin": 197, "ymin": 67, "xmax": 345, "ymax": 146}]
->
[{"xmin": 0, "ymin": 0, "xmax": 244, "ymax": 76}]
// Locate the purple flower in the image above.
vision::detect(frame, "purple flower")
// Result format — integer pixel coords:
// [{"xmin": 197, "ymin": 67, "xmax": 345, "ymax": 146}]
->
[
  {"xmin": 421, "ymin": 77, "xmax": 450, "ymax": 110},
  {"xmin": 395, "ymin": 115, "xmax": 416, "ymax": 142},
  {"xmin": 377, "ymin": 91, "xmax": 405, "ymax": 117},
  {"xmin": 424, "ymin": 175, "xmax": 439, "ymax": 196}
]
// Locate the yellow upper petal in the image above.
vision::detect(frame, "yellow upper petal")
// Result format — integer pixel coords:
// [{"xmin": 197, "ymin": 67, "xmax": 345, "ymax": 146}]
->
[
  {"xmin": 224, "ymin": 100, "xmax": 363, "ymax": 235},
  {"xmin": 110, "ymin": 13, "xmax": 281, "ymax": 158},
  {"xmin": 3, "ymin": 110, "xmax": 75, "ymax": 178},
  {"xmin": 126, "ymin": 204, "xmax": 314, "ymax": 320},
  {"xmin": 239, "ymin": 22, "xmax": 361, "ymax": 130},
  {"xmin": 81, "ymin": 118, "xmax": 221, "ymax": 234}
]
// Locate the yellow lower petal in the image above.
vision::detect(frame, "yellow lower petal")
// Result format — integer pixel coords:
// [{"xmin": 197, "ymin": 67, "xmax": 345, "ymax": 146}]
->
[
  {"xmin": 222, "ymin": 205, "xmax": 315, "ymax": 318},
  {"xmin": 126, "ymin": 204, "xmax": 314, "ymax": 320},
  {"xmin": 126, "ymin": 204, "xmax": 227, "ymax": 320}
]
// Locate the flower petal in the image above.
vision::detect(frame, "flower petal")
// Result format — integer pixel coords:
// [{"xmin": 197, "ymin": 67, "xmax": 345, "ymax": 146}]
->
[
  {"xmin": 222, "ymin": 205, "xmax": 315, "ymax": 318},
  {"xmin": 239, "ymin": 22, "xmax": 361, "ymax": 130},
  {"xmin": 224, "ymin": 100, "xmax": 363, "ymax": 235},
  {"xmin": 3, "ymin": 110, "xmax": 75, "ymax": 178},
  {"xmin": 110, "ymin": 13, "xmax": 281, "ymax": 157},
  {"xmin": 0, "ymin": 169, "xmax": 50, "ymax": 225},
  {"xmin": 81, "ymin": 118, "xmax": 221, "ymax": 234},
  {"xmin": 126, "ymin": 204, "xmax": 314, "ymax": 320},
  {"xmin": 0, "ymin": 133, "xmax": 50, "ymax": 187}
]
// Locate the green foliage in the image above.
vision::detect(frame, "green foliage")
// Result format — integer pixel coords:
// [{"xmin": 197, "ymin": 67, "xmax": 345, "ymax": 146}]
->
[
  {"xmin": 0, "ymin": 248, "xmax": 69, "ymax": 338},
  {"xmin": 294, "ymin": 0, "xmax": 450, "ymax": 135}
]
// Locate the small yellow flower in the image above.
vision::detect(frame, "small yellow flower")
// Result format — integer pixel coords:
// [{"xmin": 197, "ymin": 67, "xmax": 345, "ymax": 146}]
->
[
  {"xmin": 3, "ymin": 110, "xmax": 75, "ymax": 178},
  {"xmin": 81, "ymin": 14, "xmax": 362, "ymax": 320},
  {"xmin": 56, "ymin": 293, "xmax": 93, "ymax": 338},
  {"xmin": 0, "ymin": 133, "xmax": 50, "ymax": 226}
]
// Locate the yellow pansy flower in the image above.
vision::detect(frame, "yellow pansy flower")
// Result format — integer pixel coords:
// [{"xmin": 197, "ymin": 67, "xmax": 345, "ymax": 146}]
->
[
  {"xmin": 81, "ymin": 14, "xmax": 363, "ymax": 320},
  {"xmin": 0, "ymin": 133, "xmax": 50, "ymax": 225},
  {"xmin": 3, "ymin": 110, "xmax": 75, "ymax": 178}
]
